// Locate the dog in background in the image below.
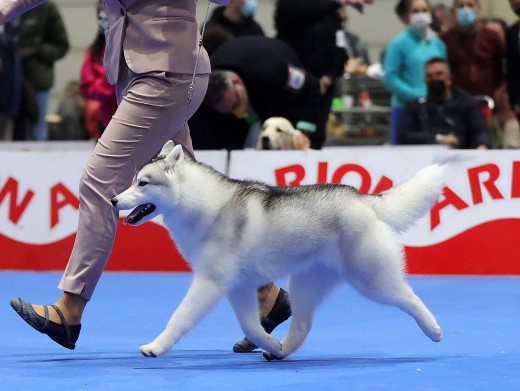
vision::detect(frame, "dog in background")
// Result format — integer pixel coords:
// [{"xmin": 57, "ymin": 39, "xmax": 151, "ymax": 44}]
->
[
  {"xmin": 256, "ymin": 117, "xmax": 311, "ymax": 150},
  {"xmin": 112, "ymin": 140, "xmax": 444, "ymax": 361}
]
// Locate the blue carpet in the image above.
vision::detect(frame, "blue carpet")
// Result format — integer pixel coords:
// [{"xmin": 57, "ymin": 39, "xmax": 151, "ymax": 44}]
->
[{"xmin": 1, "ymin": 272, "xmax": 519, "ymax": 390}]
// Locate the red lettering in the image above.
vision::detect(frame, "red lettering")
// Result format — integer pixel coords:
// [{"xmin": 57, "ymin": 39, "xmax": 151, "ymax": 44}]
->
[
  {"xmin": 372, "ymin": 176, "xmax": 394, "ymax": 194},
  {"xmin": 468, "ymin": 164, "xmax": 504, "ymax": 204},
  {"xmin": 331, "ymin": 164, "xmax": 371, "ymax": 193},
  {"xmin": 317, "ymin": 162, "xmax": 328, "ymax": 184},
  {"xmin": 274, "ymin": 164, "xmax": 305, "ymax": 186},
  {"xmin": 50, "ymin": 183, "xmax": 80, "ymax": 228},
  {"xmin": 0, "ymin": 177, "xmax": 34, "ymax": 224},
  {"xmin": 430, "ymin": 186, "xmax": 470, "ymax": 230},
  {"xmin": 512, "ymin": 161, "xmax": 520, "ymax": 198}
]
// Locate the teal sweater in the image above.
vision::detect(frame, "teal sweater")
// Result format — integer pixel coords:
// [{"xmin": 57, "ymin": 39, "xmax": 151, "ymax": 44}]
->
[{"xmin": 383, "ymin": 28, "xmax": 446, "ymax": 108}]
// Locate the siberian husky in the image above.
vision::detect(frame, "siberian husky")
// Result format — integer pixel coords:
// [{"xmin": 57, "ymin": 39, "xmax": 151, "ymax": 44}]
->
[{"xmin": 112, "ymin": 141, "xmax": 444, "ymax": 360}]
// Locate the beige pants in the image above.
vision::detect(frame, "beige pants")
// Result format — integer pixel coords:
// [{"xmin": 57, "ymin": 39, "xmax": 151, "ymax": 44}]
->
[{"xmin": 58, "ymin": 66, "xmax": 208, "ymax": 300}]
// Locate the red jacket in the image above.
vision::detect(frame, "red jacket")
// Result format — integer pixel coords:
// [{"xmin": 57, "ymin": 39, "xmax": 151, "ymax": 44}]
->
[{"xmin": 80, "ymin": 47, "xmax": 117, "ymax": 130}]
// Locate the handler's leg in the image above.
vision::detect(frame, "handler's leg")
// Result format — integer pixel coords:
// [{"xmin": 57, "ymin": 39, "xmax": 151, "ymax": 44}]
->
[{"xmin": 12, "ymin": 72, "xmax": 208, "ymax": 334}]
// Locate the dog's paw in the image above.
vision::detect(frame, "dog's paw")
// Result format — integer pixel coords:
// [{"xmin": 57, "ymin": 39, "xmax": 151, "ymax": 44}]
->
[
  {"xmin": 139, "ymin": 341, "xmax": 169, "ymax": 358},
  {"xmin": 429, "ymin": 326, "xmax": 443, "ymax": 342},
  {"xmin": 262, "ymin": 351, "xmax": 284, "ymax": 361}
]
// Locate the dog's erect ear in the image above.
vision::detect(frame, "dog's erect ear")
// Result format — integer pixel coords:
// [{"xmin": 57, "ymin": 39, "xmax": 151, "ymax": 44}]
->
[
  {"xmin": 165, "ymin": 144, "xmax": 184, "ymax": 169},
  {"xmin": 158, "ymin": 140, "xmax": 175, "ymax": 158}
]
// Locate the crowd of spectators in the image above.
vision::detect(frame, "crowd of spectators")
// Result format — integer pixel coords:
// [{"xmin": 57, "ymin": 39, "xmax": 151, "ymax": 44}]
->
[{"xmin": 0, "ymin": 0, "xmax": 519, "ymax": 150}]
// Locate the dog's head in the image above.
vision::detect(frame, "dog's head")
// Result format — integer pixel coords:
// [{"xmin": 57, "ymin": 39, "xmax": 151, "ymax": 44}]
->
[
  {"xmin": 256, "ymin": 117, "xmax": 311, "ymax": 150},
  {"xmin": 111, "ymin": 141, "xmax": 185, "ymax": 226}
]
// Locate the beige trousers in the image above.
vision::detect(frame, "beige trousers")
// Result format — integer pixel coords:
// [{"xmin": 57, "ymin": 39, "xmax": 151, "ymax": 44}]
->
[{"xmin": 58, "ymin": 65, "xmax": 209, "ymax": 300}]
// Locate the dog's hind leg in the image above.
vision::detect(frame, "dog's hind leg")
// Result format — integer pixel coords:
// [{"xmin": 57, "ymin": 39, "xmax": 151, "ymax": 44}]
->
[
  {"xmin": 228, "ymin": 284, "xmax": 283, "ymax": 357},
  {"xmin": 345, "ymin": 234, "xmax": 442, "ymax": 342},
  {"xmin": 140, "ymin": 273, "xmax": 229, "ymax": 358},
  {"xmin": 263, "ymin": 266, "xmax": 341, "ymax": 361}
]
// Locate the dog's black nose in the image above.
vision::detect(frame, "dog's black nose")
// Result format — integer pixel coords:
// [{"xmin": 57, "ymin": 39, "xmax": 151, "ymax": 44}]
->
[
  {"xmin": 261, "ymin": 136, "xmax": 271, "ymax": 150},
  {"xmin": 110, "ymin": 198, "xmax": 118, "ymax": 207}
]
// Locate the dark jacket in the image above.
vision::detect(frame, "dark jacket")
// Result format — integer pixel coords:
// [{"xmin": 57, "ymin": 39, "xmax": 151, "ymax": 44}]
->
[
  {"xmin": 0, "ymin": 21, "xmax": 21, "ymax": 116},
  {"xmin": 189, "ymin": 36, "xmax": 323, "ymax": 150},
  {"xmin": 506, "ymin": 20, "xmax": 520, "ymax": 112},
  {"xmin": 397, "ymin": 87, "xmax": 492, "ymax": 149},
  {"xmin": 17, "ymin": 1, "xmax": 69, "ymax": 91},
  {"xmin": 274, "ymin": 0, "xmax": 347, "ymax": 80},
  {"xmin": 207, "ymin": 7, "xmax": 264, "ymax": 39}
]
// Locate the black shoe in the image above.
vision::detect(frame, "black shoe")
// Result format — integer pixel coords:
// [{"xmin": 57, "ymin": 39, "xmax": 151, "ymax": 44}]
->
[
  {"xmin": 232, "ymin": 288, "xmax": 292, "ymax": 353},
  {"xmin": 10, "ymin": 298, "xmax": 81, "ymax": 350}
]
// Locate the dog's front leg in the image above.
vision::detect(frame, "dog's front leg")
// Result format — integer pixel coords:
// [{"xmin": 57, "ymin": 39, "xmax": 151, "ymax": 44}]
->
[
  {"xmin": 140, "ymin": 274, "xmax": 228, "ymax": 358},
  {"xmin": 228, "ymin": 285, "xmax": 283, "ymax": 358}
]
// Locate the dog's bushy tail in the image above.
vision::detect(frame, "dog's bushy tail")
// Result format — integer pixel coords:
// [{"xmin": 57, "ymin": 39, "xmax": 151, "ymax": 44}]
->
[{"xmin": 367, "ymin": 164, "xmax": 445, "ymax": 232}]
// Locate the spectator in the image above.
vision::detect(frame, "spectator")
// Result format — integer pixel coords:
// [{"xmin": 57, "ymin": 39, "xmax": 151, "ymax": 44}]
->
[
  {"xmin": 203, "ymin": 36, "xmax": 323, "ymax": 144},
  {"xmin": 80, "ymin": 0, "xmax": 117, "ymax": 140},
  {"xmin": 339, "ymin": 6, "xmax": 371, "ymax": 74},
  {"xmin": 190, "ymin": 36, "xmax": 324, "ymax": 151},
  {"xmin": 54, "ymin": 80, "xmax": 88, "ymax": 140},
  {"xmin": 506, "ymin": 0, "xmax": 520, "ymax": 124},
  {"xmin": 439, "ymin": 1, "xmax": 503, "ymax": 103},
  {"xmin": 431, "ymin": 3, "xmax": 452, "ymax": 33},
  {"xmin": 482, "ymin": 17, "xmax": 520, "ymax": 148},
  {"xmin": 274, "ymin": 0, "xmax": 349, "ymax": 148},
  {"xmin": 383, "ymin": 0, "xmax": 447, "ymax": 144},
  {"xmin": 397, "ymin": 57, "xmax": 491, "ymax": 149},
  {"xmin": 204, "ymin": 0, "xmax": 264, "ymax": 55},
  {"xmin": 0, "ymin": 20, "xmax": 22, "ymax": 141},
  {"xmin": 17, "ymin": 1, "xmax": 69, "ymax": 141}
]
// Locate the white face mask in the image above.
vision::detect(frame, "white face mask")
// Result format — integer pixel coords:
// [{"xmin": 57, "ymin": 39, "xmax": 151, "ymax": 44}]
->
[{"xmin": 409, "ymin": 11, "xmax": 432, "ymax": 31}]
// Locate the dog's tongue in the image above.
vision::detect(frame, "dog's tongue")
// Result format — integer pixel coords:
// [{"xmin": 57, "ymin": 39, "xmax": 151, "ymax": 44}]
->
[{"xmin": 124, "ymin": 204, "xmax": 147, "ymax": 225}]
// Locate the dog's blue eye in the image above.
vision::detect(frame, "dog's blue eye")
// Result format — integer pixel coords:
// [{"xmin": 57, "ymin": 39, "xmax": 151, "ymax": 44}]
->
[{"xmin": 138, "ymin": 180, "xmax": 148, "ymax": 187}]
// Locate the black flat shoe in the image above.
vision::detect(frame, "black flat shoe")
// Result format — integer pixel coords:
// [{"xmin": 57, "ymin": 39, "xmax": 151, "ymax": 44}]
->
[
  {"xmin": 232, "ymin": 288, "xmax": 292, "ymax": 353},
  {"xmin": 10, "ymin": 298, "xmax": 81, "ymax": 350}
]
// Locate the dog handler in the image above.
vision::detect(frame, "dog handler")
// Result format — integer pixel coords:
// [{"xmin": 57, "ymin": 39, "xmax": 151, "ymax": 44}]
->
[{"xmin": 5, "ymin": 0, "xmax": 229, "ymax": 349}]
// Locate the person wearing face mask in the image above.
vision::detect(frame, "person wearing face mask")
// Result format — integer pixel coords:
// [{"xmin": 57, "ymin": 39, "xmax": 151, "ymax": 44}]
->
[
  {"xmin": 397, "ymin": 57, "xmax": 490, "ymax": 149},
  {"xmin": 204, "ymin": 0, "xmax": 264, "ymax": 56},
  {"xmin": 506, "ymin": 0, "xmax": 520, "ymax": 124},
  {"xmin": 79, "ymin": 0, "xmax": 117, "ymax": 140},
  {"xmin": 383, "ymin": 0, "xmax": 447, "ymax": 145},
  {"xmin": 439, "ymin": 0, "xmax": 504, "ymax": 102}
]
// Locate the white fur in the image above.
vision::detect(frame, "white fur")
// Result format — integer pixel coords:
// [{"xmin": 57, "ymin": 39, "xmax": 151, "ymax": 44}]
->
[{"xmin": 113, "ymin": 141, "xmax": 443, "ymax": 360}]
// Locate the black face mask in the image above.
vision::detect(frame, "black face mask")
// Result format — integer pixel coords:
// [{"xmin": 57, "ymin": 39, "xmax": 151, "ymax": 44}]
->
[{"xmin": 428, "ymin": 80, "xmax": 447, "ymax": 98}]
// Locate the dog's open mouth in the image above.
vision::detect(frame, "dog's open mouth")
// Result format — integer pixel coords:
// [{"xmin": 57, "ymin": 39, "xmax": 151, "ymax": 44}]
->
[{"xmin": 124, "ymin": 203, "xmax": 156, "ymax": 225}]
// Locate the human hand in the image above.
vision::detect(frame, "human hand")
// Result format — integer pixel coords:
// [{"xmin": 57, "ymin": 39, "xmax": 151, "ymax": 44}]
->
[
  {"xmin": 438, "ymin": 134, "xmax": 459, "ymax": 147},
  {"xmin": 339, "ymin": 0, "xmax": 375, "ymax": 13},
  {"xmin": 476, "ymin": 144, "xmax": 488, "ymax": 150},
  {"xmin": 319, "ymin": 75, "xmax": 332, "ymax": 95}
]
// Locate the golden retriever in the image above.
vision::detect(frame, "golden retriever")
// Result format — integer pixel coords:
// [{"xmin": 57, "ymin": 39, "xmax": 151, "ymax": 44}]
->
[{"xmin": 256, "ymin": 117, "xmax": 311, "ymax": 150}]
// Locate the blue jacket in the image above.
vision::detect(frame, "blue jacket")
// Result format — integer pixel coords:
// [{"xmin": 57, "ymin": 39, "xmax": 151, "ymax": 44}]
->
[{"xmin": 383, "ymin": 28, "xmax": 446, "ymax": 108}]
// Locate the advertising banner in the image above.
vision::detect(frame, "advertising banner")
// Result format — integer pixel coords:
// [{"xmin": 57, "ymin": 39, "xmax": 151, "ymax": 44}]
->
[
  {"xmin": 1, "ymin": 146, "xmax": 519, "ymax": 274},
  {"xmin": 230, "ymin": 147, "xmax": 520, "ymax": 275}
]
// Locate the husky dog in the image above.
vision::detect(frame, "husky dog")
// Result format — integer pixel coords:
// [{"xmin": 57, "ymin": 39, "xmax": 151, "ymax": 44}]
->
[{"xmin": 112, "ymin": 141, "xmax": 444, "ymax": 360}]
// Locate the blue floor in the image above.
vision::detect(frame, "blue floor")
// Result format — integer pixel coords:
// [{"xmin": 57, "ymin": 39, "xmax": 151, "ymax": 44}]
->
[{"xmin": 1, "ymin": 272, "xmax": 519, "ymax": 390}]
